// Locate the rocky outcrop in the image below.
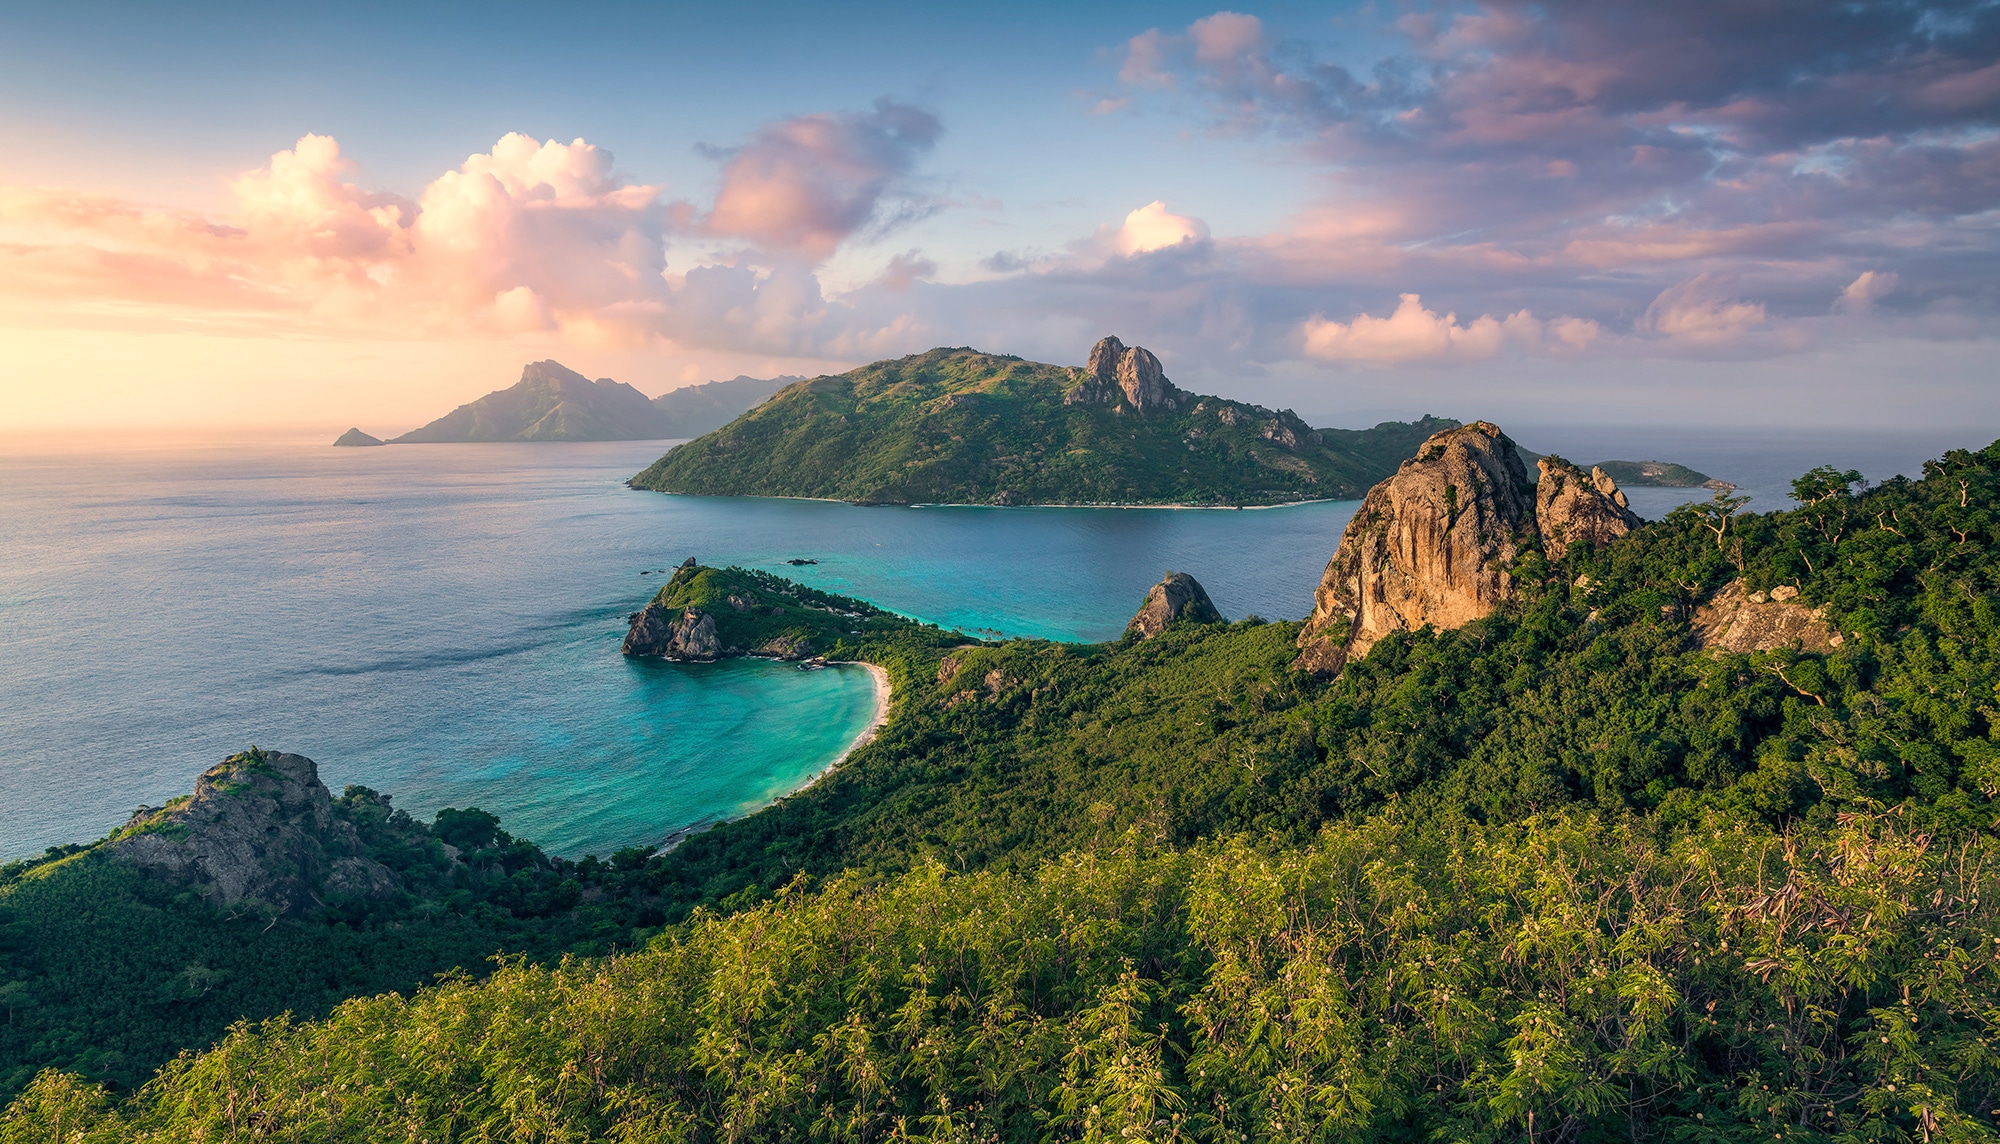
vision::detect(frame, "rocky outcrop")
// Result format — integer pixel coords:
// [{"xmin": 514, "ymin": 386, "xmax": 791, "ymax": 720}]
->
[
  {"xmin": 1536, "ymin": 458, "xmax": 1640, "ymax": 560},
  {"xmin": 1127, "ymin": 572, "xmax": 1223, "ymax": 639},
  {"xmin": 333, "ymin": 427, "xmax": 384, "ymax": 447},
  {"xmin": 1294, "ymin": 422, "xmax": 1537, "ymax": 676},
  {"xmin": 622, "ymin": 603, "xmax": 721, "ymax": 660},
  {"xmin": 1691, "ymin": 582, "xmax": 1844, "ymax": 653},
  {"xmin": 1068, "ymin": 336, "xmax": 1182, "ymax": 413},
  {"xmin": 109, "ymin": 749, "xmax": 393, "ymax": 916}
]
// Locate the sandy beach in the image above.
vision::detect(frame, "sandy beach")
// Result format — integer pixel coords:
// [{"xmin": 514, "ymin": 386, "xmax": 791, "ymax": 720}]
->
[{"xmin": 829, "ymin": 661, "xmax": 892, "ymax": 768}]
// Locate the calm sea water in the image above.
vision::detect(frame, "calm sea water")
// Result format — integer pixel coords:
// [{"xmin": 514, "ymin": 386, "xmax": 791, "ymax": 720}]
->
[{"xmin": 0, "ymin": 424, "xmax": 1987, "ymax": 860}]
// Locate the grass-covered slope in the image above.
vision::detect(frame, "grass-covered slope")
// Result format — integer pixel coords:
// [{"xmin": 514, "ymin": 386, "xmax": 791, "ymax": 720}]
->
[
  {"xmin": 629, "ymin": 346, "xmax": 1454, "ymax": 505},
  {"xmin": 1592, "ymin": 458, "xmax": 1714, "ymax": 486},
  {"xmin": 9, "ymin": 439, "xmax": 2000, "ymax": 1141}
]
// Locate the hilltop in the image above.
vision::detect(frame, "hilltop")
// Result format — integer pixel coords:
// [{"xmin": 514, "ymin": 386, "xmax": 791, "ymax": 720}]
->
[
  {"xmin": 630, "ymin": 337, "xmax": 1456, "ymax": 505},
  {"xmin": 375, "ymin": 362, "xmax": 792, "ymax": 444}
]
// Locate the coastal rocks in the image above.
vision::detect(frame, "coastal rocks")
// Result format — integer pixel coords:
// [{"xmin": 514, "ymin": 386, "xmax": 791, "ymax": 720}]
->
[
  {"xmin": 1294, "ymin": 422, "xmax": 1537, "ymax": 676},
  {"xmin": 1535, "ymin": 458, "xmax": 1641, "ymax": 560},
  {"xmin": 1068, "ymin": 336, "xmax": 1182, "ymax": 413},
  {"xmin": 622, "ymin": 603, "xmax": 721, "ymax": 660},
  {"xmin": 333, "ymin": 427, "xmax": 384, "ymax": 447},
  {"xmin": 110, "ymin": 749, "xmax": 393, "ymax": 916},
  {"xmin": 1691, "ymin": 581, "xmax": 1844, "ymax": 654},
  {"xmin": 1127, "ymin": 572, "xmax": 1223, "ymax": 639}
]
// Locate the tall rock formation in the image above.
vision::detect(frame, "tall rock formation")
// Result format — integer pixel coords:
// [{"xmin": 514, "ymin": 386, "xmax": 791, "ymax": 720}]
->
[
  {"xmin": 1294, "ymin": 422, "xmax": 1537, "ymax": 676},
  {"xmin": 1127, "ymin": 571, "xmax": 1222, "ymax": 639},
  {"xmin": 1069, "ymin": 336, "xmax": 1182, "ymax": 413},
  {"xmin": 1535, "ymin": 458, "xmax": 1640, "ymax": 560},
  {"xmin": 110, "ymin": 749, "xmax": 395, "ymax": 915},
  {"xmin": 622, "ymin": 603, "xmax": 722, "ymax": 660}
]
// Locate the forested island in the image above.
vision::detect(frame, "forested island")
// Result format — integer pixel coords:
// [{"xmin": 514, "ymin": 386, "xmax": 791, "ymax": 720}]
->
[
  {"xmin": 630, "ymin": 337, "xmax": 1459, "ymax": 505},
  {"xmin": 6, "ymin": 425, "xmax": 2000, "ymax": 1142}
]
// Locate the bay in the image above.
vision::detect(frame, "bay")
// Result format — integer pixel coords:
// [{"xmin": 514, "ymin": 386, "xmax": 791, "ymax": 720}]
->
[{"xmin": 0, "ymin": 423, "xmax": 1987, "ymax": 861}]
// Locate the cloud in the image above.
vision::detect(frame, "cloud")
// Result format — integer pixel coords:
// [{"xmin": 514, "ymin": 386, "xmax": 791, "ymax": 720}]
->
[
  {"xmin": 705, "ymin": 99, "xmax": 942, "ymax": 261},
  {"xmin": 1299, "ymin": 293, "xmax": 1584, "ymax": 362},
  {"xmin": 1092, "ymin": 2, "xmax": 2000, "ymax": 354},
  {"xmin": 1642, "ymin": 275, "xmax": 1767, "ymax": 343},
  {"xmin": 875, "ymin": 249, "xmax": 937, "ymax": 292},
  {"xmin": 1835, "ymin": 269, "xmax": 1900, "ymax": 314},
  {"xmin": 0, "ymin": 104, "xmax": 960, "ymax": 362},
  {"xmin": 1113, "ymin": 201, "xmax": 1209, "ymax": 255}
]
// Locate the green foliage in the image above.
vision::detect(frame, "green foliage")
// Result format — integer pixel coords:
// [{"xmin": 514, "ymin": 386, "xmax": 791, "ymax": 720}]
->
[
  {"xmin": 647, "ymin": 559, "xmax": 959, "ymax": 660},
  {"xmin": 629, "ymin": 347, "xmax": 1455, "ymax": 505},
  {"xmin": 9, "ymin": 435, "xmax": 2000, "ymax": 1139},
  {"xmin": 12, "ymin": 812, "xmax": 2000, "ymax": 1143}
]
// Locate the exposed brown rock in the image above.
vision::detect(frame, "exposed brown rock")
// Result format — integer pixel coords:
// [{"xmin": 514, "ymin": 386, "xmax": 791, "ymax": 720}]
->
[
  {"xmin": 1126, "ymin": 571, "xmax": 1223, "ymax": 639},
  {"xmin": 1294, "ymin": 421, "xmax": 1536, "ymax": 676},
  {"xmin": 1068, "ymin": 335, "xmax": 1181, "ymax": 412},
  {"xmin": 621, "ymin": 604, "xmax": 721, "ymax": 660},
  {"xmin": 1536, "ymin": 457, "xmax": 1641, "ymax": 560},
  {"xmin": 110, "ymin": 750, "xmax": 392, "ymax": 916},
  {"xmin": 1691, "ymin": 581, "xmax": 1844, "ymax": 654}
]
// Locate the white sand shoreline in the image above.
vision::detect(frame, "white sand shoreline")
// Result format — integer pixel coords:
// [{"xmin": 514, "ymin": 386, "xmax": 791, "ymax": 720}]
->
[{"xmin": 661, "ymin": 660, "xmax": 890, "ymax": 853}]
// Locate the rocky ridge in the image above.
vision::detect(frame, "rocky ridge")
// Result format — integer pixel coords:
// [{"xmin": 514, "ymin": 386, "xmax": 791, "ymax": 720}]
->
[
  {"xmin": 1691, "ymin": 581, "xmax": 1844, "ymax": 653},
  {"xmin": 109, "ymin": 749, "xmax": 396, "ymax": 915},
  {"xmin": 1536, "ymin": 457, "xmax": 1642, "ymax": 560},
  {"xmin": 1294, "ymin": 423, "xmax": 1638, "ymax": 676},
  {"xmin": 1067, "ymin": 336, "xmax": 1184, "ymax": 413},
  {"xmin": 1126, "ymin": 572, "xmax": 1223, "ymax": 639}
]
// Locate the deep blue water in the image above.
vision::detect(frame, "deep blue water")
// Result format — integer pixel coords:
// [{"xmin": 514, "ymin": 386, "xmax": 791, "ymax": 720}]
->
[{"xmin": 0, "ymin": 424, "xmax": 1986, "ymax": 860}]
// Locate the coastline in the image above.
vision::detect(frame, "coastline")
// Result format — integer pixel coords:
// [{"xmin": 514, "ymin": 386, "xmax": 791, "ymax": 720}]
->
[
  {"xmin": 659, "ymin": 658, "xmax": 891, "ymax": 853},
  {"xmin": 636, "ymin": 488, "xmax": 1350, "ymax": 511}
]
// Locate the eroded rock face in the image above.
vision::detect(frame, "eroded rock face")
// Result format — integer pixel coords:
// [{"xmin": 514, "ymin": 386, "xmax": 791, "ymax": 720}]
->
[
  {"xmin": 622, "ymin": 604, "xmax": 721, "ymax": 660},
  {"xmin": 1070, "ymin": 336, "xmax": 1181, "ymax": 413},
  {"xmin": 110, "ymin": 750, "xmax": 392, "ymax": 915},
  {"xmin": 1536, "ymin": 458, "xmax": 1641, "ymax": 560},
  {"xmin": 1691, "ymin": 581, "xmax": 1844, "ymax": 653},
  {"xmin": 1127, "ymin": 571, "xmax": 1223, "ymax": 639},
  {"xmin": 1294, "ymin": 422, "xmax": 1536, "ymax": 676}
]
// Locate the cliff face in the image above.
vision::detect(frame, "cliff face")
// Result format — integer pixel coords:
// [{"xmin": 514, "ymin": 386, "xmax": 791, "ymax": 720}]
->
[
  {"xmin": 1127, "ymin": 572, "xmax": 1222, "ymax": 639},
  {"xmin": 109, "ymin": 749, "xmax": 394, "ymax": 915},
  {"xmin": 1068, "ymin": 336, "xmax": 1183, "ymax": 413},
  {"xmin": 621, "ymin": 602, "xmax": 722, "ymax": 660},
  {"xmin": 1536, "ymin": 458, "xmax": 1641, "ymax": 560},
  {"xmin": 1294, "ymin": 422, "xmax": 1539, "ymax": 676}
]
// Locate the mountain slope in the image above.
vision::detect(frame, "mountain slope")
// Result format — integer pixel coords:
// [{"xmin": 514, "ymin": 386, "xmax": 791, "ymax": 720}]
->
[
  {"xmin": 651, "ymin": 374, "xmax": 798, "ymax": 438},
  {"xmin": 630, "ymin": 340, "xmax": 1456, "ymax": 505},
  {"xmin": 390, "ymin": 361, "xmax": 667, "ymax": 443}
]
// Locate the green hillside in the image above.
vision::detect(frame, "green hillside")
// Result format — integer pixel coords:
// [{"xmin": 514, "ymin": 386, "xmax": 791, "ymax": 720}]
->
[
  {"xmin": 8, "ymin": 438, "xmax": 2000, "ymax": 1141},
  {"xmin": 629, "ymin": 346, "xmax": 1455, "ymax": 505}
]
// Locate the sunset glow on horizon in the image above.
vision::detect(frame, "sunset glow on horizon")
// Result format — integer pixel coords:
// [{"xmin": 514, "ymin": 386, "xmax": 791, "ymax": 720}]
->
[{"xmin": 3, "ymin": 0, "xmax": 1997, "ymax": 433}]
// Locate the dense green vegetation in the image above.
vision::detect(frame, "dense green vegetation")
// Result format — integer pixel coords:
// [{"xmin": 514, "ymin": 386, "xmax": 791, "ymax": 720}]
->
[
  {"xmin": 7, "ymin": 437, "xmax": 2000, "ymax": 1140},
  {"xmin": 630, "ymin": 346, "xmax": 1455, "ymax": 505},
  {"xmin": 638, "ymin": 558, "xmax": 962, "ymax": 660}
]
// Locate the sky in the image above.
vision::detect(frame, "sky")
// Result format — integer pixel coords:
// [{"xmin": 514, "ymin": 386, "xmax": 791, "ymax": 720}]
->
[{"xmin": 1, "ymin": 0, "xmax": 1997, "ymax": 433}]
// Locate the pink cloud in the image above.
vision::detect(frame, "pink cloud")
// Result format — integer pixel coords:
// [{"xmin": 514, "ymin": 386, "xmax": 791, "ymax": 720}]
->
[
  {"xmin": 1300, "ymin": 293, "xmax": 1582, "ymax": 362},
  {"xmin": 705, "ymin": 100, "xmax": 941, "ymax": 261}
]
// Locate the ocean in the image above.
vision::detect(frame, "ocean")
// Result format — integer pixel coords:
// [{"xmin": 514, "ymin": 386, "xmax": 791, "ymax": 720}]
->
[{"xmin": 0, "ymin": 424, "xmax": 1985, "ymax": 860}]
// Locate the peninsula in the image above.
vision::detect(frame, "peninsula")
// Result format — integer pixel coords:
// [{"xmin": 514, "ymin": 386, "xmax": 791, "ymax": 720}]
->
[{"xmin": 629, "ymin": 336, "xmax": 1457, "ymax": 505}]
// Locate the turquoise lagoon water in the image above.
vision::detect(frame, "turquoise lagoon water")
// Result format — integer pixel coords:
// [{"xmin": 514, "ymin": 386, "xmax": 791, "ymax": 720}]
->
[{"xmin": 0, "ymin": 427, "xmax": 1984, "ymax": 860}]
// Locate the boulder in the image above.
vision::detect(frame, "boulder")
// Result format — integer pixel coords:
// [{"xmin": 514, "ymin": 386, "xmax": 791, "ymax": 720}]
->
[
  {"xmin": 1294, "ymin": 422, "xmax": 1537, "ymax": 675},
  {"xmin": 1690, "ymin": 581, "xmax": 1844, "ymax": 653},
  {"xmin": 1127, "ymin": 572, "xmax": 1223, "ymax": 639},
  {"xmin": 1535, "ymin": 458, "xmax": 1641, "ymax": 560},
  {"xmin": 622, "ymin": 604, "xmax": 722, "ymax": 660},
  {"xmin": 110, "ymin": 749, "xmax": 393, "ymax": 916}
]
